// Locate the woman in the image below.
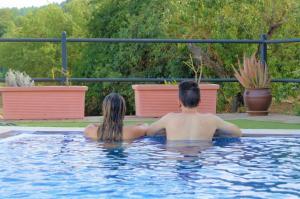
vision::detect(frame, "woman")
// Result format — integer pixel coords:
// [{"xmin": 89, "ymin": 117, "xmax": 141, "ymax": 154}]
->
[{"xmin": 84, "ymin": 93, "xmax": 148, "ymax": 141}]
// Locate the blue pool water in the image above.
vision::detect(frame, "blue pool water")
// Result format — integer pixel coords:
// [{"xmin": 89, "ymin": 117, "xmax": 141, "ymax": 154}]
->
[{"xmin": 0, "ymin": 131, "xmax": 300, "ymax": 199}]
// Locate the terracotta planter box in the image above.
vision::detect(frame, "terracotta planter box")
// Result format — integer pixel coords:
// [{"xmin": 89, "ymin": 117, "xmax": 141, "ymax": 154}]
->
[
  {"xmin": 0, "ymin": 86, "xmax": 88, "ymax": 120},
  {"xmin": 132, "ymin": 84, "xmax": 220, "ymax": 117}
]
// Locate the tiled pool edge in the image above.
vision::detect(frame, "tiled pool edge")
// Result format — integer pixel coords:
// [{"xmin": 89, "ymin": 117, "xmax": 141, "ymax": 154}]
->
[
  {"xmin": 0, "ymin": 126, "xmax": 300, "ymax": 137},
  {"xmin": 242, "ymin": 129, "xmax": 300, "ymax": 137},
  {"xmin": 0, "ymin": 126, "xmax": 84, "ymax": 133}
]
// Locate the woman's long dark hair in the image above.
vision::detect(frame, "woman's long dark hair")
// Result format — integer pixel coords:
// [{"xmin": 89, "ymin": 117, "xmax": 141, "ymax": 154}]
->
[{"xmin": 99, "ymin": 93, "xmax": 126, "ymax": 142}]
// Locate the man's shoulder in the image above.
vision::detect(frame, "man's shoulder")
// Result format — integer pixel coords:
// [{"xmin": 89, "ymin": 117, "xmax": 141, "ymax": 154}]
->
[
  {"xmin": 159, "ymin": 112, "xmax": 178, "ymax": 123},
  {"xmin": 162, "ymin": 112, "xmax": 177, "ymax": 118},
  {"xmin": 199, "ymin": 113, "xmax": 217, "ymax": 117},
  {"xmin": 197, "ymin": 113, "xmax": 221, "ymax": 121}
]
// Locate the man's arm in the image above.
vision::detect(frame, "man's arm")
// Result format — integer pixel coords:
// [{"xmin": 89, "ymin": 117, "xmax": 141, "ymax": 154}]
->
[
  {"xmin": 215, "ymin": 116, "xmax": 242, "ymax": 137},
  {"xmin": 146, "ymin": 114, "xmax": 170, "ymax": 136},
  {"xmin": 123, "ymin": 124, "xmax": 148, "ymax": 140}
]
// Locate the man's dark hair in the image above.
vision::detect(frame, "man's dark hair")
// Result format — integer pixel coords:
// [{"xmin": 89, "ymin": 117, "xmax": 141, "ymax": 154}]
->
[{"xmin": 178, "ymin": 80, "xmax": 200, "ymax": 108}]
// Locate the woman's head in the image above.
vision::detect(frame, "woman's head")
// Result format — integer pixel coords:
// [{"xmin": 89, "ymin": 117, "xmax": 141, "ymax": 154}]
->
[{"xmin": 99, "ymin": 93, "xmax": 126, "ymax": 142}]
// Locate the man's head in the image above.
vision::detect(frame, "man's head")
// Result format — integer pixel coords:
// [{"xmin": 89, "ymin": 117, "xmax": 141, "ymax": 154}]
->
[{"xmin": 178, "ymin": 81, "xmax": 200, "ymax": 108}]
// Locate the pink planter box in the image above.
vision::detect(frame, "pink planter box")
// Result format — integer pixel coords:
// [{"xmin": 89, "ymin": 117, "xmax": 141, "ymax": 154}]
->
[
  {"xmin": 132, "ymin": 84, "xmax": 220, "ymax": 117},
  {"xmin": 0, "ymin": 86, "xmax": 88, "ymax": 120}
]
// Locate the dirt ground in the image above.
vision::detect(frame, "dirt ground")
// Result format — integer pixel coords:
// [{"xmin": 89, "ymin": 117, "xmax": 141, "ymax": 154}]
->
[{"xmin": 270, "ymin": 101, "xmax": 295, "ymax": 114}]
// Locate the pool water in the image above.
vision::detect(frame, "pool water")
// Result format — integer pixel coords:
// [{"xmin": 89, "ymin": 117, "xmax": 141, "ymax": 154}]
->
[{"xmin": 0, "ymin": 131, "xmax": 300, "ymax": 199}]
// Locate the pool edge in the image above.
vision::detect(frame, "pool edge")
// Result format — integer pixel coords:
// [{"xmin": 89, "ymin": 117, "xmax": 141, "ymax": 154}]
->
[{"xmin": 0, "ymin": 126, "xmax": 300, "ymax": 137}]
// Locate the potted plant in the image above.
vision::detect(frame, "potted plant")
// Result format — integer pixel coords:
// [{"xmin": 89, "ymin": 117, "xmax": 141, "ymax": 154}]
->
[
  {"xmin": 0, "ymin": 69, "xmax": 88, "ymax": 120},
  {"xmin": 232, "ymin": 54, "xmax": 272, "ymax": 116},
  {"xmin": 132, "ymin": 50, "xmax": 220, "ymax": 117}
]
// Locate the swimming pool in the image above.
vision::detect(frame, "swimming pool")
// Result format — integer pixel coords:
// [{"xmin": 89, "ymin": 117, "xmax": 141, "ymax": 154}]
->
[{"xmin": 0, "ymin": 131, "xmax": 300, "ymax": 198}]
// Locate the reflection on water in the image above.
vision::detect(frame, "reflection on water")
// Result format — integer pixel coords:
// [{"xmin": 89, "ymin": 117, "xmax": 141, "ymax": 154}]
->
[
  {"xmin": 0, "ymin": 132, "xmax": 299, "ymax": 199},
  {"xmin": 165, "ymin": 140, "xmax": 212, "ymax": 160},
  {"xmin": 164, "ymin": 141, "xmax": 211, "ymax": 183},
  {"xmin": 102, "ymin": 143, "xmax": 128, "ymax": 170}
]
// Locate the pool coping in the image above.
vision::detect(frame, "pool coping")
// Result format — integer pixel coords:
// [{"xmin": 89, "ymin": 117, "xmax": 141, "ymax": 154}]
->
[{"xmin": 0, "ymin": 126, "xmax": 300, "ymax": 137}]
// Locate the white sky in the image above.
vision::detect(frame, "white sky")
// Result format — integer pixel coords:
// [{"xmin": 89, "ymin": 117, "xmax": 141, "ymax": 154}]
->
[{"xmin": 0, "ymin": 0, "xmax": 65, "ymax": 9}]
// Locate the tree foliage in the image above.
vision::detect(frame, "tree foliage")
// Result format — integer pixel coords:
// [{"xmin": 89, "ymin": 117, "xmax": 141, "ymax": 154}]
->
[
  {"xmin": 0, "ymin": 0, "xmax": 299, "ymax": 115},
  {"xmin": 0, "ymin": 0, "xmax": 90, "ymax": 77},
  {"xmin": 74, "ymin": 0, "xmax": 190, "ymax": 115}
]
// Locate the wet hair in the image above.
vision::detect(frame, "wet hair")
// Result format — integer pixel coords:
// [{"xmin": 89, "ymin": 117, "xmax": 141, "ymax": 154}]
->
[
  {"xmin": 98, "ymin": 93, "xmax": 126, "ymax": 142},
  {"xmin": 178, "ymin": 81, "xmax": 200, "ymax": 108}
]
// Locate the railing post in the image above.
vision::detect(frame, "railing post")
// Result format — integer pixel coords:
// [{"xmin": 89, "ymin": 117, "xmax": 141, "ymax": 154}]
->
[
  {"xmin": 260, "ymin": 34, "xmax": 267, "ymax": 66},
  {"xmin": 61, "ymin": 31, "xmax": 68, "ymax": 85}
]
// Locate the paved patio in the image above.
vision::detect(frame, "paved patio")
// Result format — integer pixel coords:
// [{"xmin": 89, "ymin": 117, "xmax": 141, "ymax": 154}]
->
[
  {"xmin": 0, "ymin": 113, "xmax": 299, "ymax": 124},
  {"xmin": 0, "ymin": 113, "xmax": 299, "ymax": 137},
  {"xmin": 218, "ymin": 113, "xmax": 300, "ymax": 123},
  {"xmin": 83, "ymin": 113, "xmax": 300, "ymax": 124}
]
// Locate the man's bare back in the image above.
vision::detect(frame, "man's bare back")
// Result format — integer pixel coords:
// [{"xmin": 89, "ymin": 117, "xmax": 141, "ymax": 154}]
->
[
  {"xmin": 146, "ymin": 81, "xmax": 241, "ymax": 141},
  {"xmin": 146, "ymin": 111, "xmax": 241, "ymax": 141}
]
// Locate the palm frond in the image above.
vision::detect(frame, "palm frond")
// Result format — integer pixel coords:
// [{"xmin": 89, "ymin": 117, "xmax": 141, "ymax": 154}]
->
[{"xmin": 232, "ymin": 53, "xmax": 271, "ymax": 88}]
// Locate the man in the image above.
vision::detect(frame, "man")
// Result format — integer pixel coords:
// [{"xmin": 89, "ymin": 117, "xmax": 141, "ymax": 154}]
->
[{"xmin": 146, "ymin": 81, "xmax": 242, "ymax": 141}]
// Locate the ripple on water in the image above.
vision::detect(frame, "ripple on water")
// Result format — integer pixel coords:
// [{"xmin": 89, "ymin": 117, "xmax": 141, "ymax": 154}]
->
[{"xmin": 0, "ymin": 134, "xmax": 299, "ymax": 198}]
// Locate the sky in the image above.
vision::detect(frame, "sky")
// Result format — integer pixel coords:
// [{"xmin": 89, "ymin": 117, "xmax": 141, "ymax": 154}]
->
[{"xmin": 0, "ymin": 0, "xmax": 65, "ymax": 9}]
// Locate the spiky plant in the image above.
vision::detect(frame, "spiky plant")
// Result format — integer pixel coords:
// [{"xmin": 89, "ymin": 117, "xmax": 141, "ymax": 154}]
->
[
  {"xmin": 5, "ymin": 69, "xmax": 17, "ymax": 87},
  {"xmin": 232, "ymin": 54, "xmax": 271, "ymax": 89},
  {"xmin": 5, "ymin": 69, "xmax": 34, "ymax": 87}
]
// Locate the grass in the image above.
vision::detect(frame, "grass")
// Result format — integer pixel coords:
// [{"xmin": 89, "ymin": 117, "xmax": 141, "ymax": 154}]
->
[
  {"xmin": 229, "ymin": 119, "xmax": 300, "ymax": 129},
  {"xmin": 6, "ymin": 119, "xmax": 300, "ymax": 129},
  {"xmin": 12, "ymin": 120, "xmax": 149, "ymax": 127}
]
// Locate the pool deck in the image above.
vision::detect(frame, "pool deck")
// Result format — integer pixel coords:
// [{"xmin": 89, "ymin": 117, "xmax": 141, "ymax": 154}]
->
[
  {"xmin": 84, "ymin": 113, "xmax": 300, "ymax": 123},
  {"xmin": 0, "ymin": 113, "xmax": 299, "ymax": 137},
  {"xmin": 1, "ymin": 113, "xmax": 299, "ymax": 123}
]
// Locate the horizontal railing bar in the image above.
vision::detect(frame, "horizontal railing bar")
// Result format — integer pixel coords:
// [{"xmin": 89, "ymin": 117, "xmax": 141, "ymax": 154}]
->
[
  {"xmin": 0, "ymin": 38, "xmax": 61, "ymax": 42},
  {"xmin": 0, "ymin": 78, "xmax": 299, "ymax": 83},
  {"xmin": 67, "ymin": 38, "xmax": 263, "ymax": 44},
  {"xmin": 271, "ymin": 79, "xmax": 300, "ymax": 83},
  {"xmin": 266, "ymin": 38, "xmax": 300, "ymax": 43},
  {"xmin": 0, "ymin": 38, "xmax": 299, "ymax": 44},
  {"xmin": 69, "ymin": 78, "xmax": 238, "ymax": 82}
]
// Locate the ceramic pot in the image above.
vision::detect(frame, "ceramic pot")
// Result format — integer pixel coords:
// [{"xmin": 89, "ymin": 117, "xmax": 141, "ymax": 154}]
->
[{"xmin": 244, "ymin": 88, "xmax": 272, "ymax": 116}]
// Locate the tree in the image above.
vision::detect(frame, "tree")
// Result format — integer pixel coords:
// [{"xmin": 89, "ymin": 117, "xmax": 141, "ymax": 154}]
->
[
  {"xmin": 75, "ymin": 0, "xmax": 189, "ymax": 115},
  {"xmin": 0, "ymin": 1, "xmax": 91, "ymax": 78},
  {"xmin": 167, "ymin": 0, "xmax": 300, "ymax": 109},
  {"xmin": 0, "ymin": 0, "xmax": 298, "ymax": 114},
  {"xmin": 0, "ymin": 8, "xmax": 18, "ymax": 37}
]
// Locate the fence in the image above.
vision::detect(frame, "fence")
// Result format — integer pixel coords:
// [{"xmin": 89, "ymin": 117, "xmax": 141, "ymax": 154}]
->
[{"xmin": 0, "ymin": 31, "xmax": 299, "ymax": 84}]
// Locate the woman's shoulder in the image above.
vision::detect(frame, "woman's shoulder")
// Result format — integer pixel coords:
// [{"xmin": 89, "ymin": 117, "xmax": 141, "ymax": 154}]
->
[
  {"xmin": 86, "ymin": 123, "xmax": 99, "ymax": 128},
  {"xmin": 84, "ymin": 124, "xmax": 100, "ymax": 140},
  {"xmin": 85, "ymin": 123, "xmax": 100, "ymax": 131}
]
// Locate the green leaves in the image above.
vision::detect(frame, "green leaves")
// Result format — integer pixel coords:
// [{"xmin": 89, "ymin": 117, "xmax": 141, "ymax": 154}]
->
[
  {"xmin": 0, "ymin": 0, "xmax": 299, "ymax": 114},
  {"xmin": 0, "ymin": 1, "xmax": 91, "ymax": 78}
]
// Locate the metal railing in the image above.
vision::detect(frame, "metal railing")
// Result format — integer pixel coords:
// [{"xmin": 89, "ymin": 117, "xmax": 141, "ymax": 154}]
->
[{"xmin": 0, "ymin": 31, "xmax": 299, "ymax": 84}]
